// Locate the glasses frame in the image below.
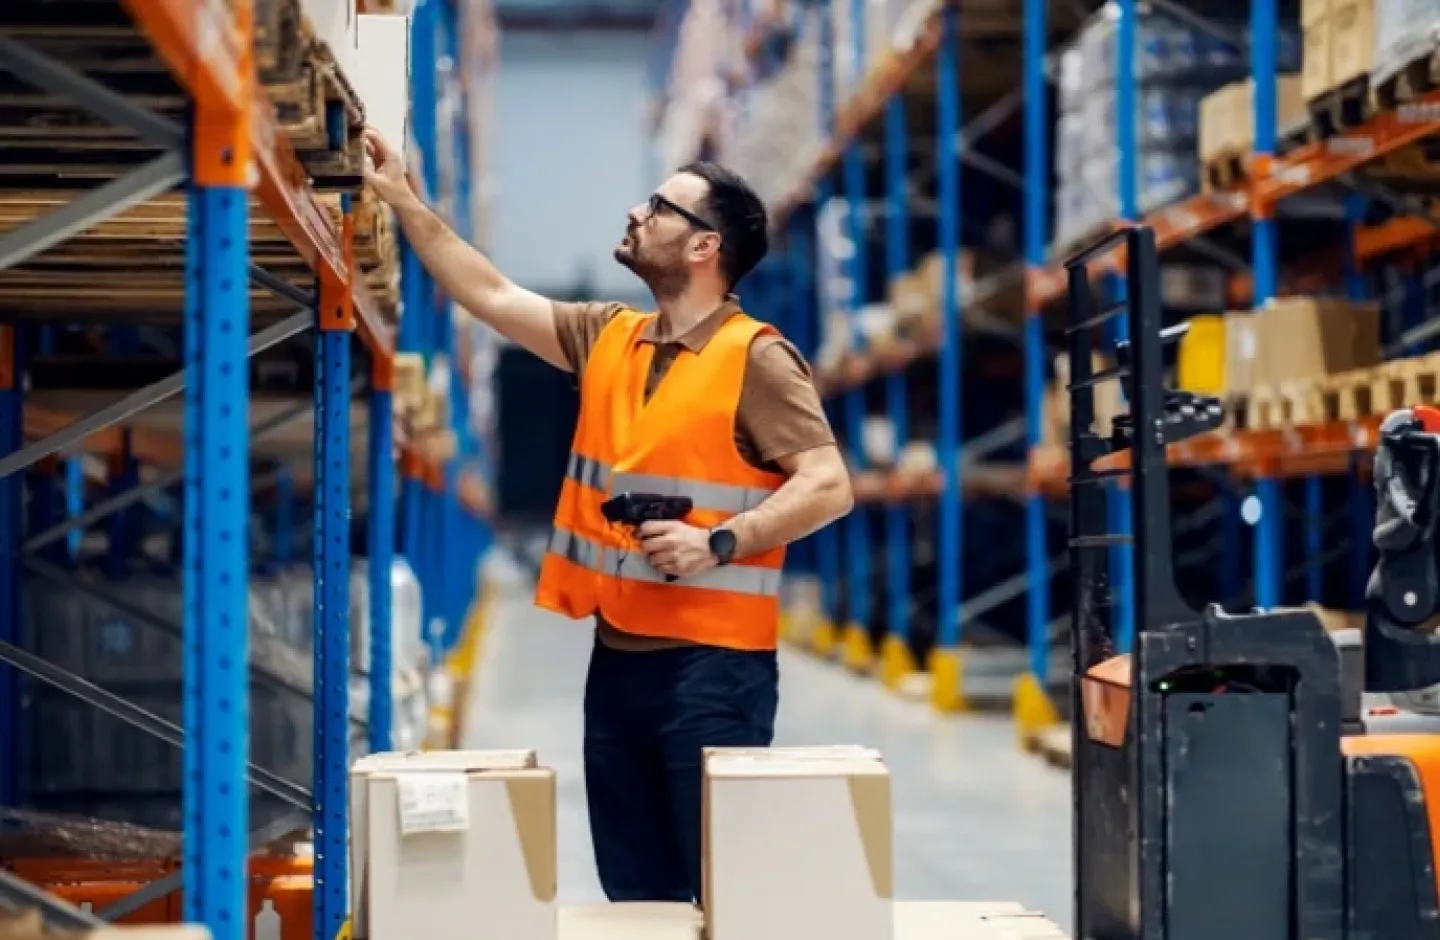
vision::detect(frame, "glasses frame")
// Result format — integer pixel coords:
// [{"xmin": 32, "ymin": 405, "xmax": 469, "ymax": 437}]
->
[{"xmin": 647, "ymin": 193, "xmax": 717, "ymax": 233}]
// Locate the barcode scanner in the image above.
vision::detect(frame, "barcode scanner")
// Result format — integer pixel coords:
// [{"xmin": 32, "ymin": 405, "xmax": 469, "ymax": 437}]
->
[{"xmin": 600, "ymin": 492, "xmax": 694, "ymax": 582}]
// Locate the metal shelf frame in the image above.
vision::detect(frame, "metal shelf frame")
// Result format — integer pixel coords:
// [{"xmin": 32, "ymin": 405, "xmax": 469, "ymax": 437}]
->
[
  {"xmin": 0, "ymin": 1, "xmax": 495, "ymax": 938},
  {"xmin": 704, "ymin": 0, "xmax": 1440, "ymax": 722}
]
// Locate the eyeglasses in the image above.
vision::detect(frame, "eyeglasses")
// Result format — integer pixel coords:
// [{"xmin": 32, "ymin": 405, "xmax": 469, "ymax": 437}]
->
[{"xmin": 647, "ymin": 193, "xmax": 716, "ymax": 232}]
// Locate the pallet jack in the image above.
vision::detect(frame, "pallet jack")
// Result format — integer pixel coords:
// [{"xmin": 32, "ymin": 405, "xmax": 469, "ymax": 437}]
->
[{"xmin": 1064, "ymin": 225, "xmax": 1440, "ymax": 939}]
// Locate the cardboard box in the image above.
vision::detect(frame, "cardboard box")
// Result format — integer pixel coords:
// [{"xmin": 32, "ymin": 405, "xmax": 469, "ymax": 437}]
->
[
  {"xmin": 1253, "ymin": 296, "xmax": 1381, "ymax": 386},
  {"xmin": 356, "ymin": 14, "xmax": 412, "ymax": 154},
  {"xmin": 1332, "ymin": 0, "xmax": 1376, "ymax": 86},
  {"xmin": 351, "ymin": 750, "xmax": 539, "ymax": 939},
  {"xmin": 704, "ymin": 750, "xmax": 892, "ymax": 940},
  {"xmin": 1302, "ymin": 0, "xmax": 1332, "ymax": 101},
  {"xmin": 1222, "ymin": 312, "xmax": 1260, "ymax": 395},
  {"xmin": 366, "ymin": 763, "xmax": 556, "ymax": 940},
  {"xmin": 300, "ymin": 0, "xmax": 359, "ymax": 79},
  {"xmin": 1231, "ymin": 75, "xmax": 1308, "ymax": 150},
  {"xmin": 1198, "ymin": 83, "xmax": 1239, "ymax": 160},
  {"xmin": 0, "ymin": 911, "xmax": 209, "ymax": 940},
  {"xmin": 558, "ymin": 904, "xmax": 702, "ymax": 940}
]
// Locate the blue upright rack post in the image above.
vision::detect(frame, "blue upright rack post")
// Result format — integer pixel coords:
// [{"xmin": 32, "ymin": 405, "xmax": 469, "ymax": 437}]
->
[
  {"xmin": 1251, "ymin": 0, "xmax": 1282, "ymax": 610},
  {"xmin": 812, "ymin": 0, "xmax": 842, "ymax": 658},
  {"xmin": 183, "ymin": 83, "xmax": 252, "ymax": 940},
  {"xmin": 0, "ymin": 325, "xmax": 20, "ymax": 807},
  {"xmin": 878, "ymin": 95, "xmax": 915, "ymax": 688},
  {"xmin": 839, "ymin": 0, "xmax": 874, "ymax": 674},
  {"xmin": 1015, "ymin": 0, "xmax": 1060, "ymax": 735},
  {"xmin": 1343, "ymin": 193, "xmax": 1372, "ymax": 610},
  {"xmin": 368, "ymin": 354, "xmax": 397, "ymax": 753},
  {"xmin": 275, "ymin": 464, "xmax": 294, "ymax": 566},
  {"xmin": 930, "ymin": 0, "xmax": 965, "ymax": 712},
  {"xmin": 313, "ymin": 206, "xmax": 355, "ymax": 940}
]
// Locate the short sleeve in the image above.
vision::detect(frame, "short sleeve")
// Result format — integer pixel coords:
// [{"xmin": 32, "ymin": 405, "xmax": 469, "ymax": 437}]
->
[
  {"xmin": 551, "ymin": 301, "xmax": 626, "ymax": 374},
  {"xmin": 735, "ymin": 335, "xmax": 837, "ymax": 466}
]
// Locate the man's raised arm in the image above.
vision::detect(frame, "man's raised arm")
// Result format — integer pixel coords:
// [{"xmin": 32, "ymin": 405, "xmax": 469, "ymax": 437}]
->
[{"xmin": 362, "ymin": 127, "xmax": 570, "ymax": 371}]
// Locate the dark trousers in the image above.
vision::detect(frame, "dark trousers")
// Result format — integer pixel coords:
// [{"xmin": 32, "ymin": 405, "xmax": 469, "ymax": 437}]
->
[{"xmin": 583, "ymin": 638, "xmax": 779, "ymax": 903}]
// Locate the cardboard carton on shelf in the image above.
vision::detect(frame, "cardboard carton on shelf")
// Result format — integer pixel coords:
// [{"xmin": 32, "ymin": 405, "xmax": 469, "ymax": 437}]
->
[
  {"xmin": 1302, "ymin": 0, "xmax": 1332, "ymax": 102},
  {"xmin": 354, "ymin": 13, "xmax": 413, "ymax": 157},
  {"xmin": 1252, "ymin": 296, "xmax": 1381, "ymax": 387},
  {"xmin": 1332, "ymin": 0, "xmax": 1376, "ymax": 88},
  {"xmin": 703, "ymin": 748, "xmax": 892, "ymax": 940},
  {"xmin": 1222, "ymin": 311, "xmax": 1260, "ymax": 396},
  {"xmin": 1229, "ymin": 75, "xmax": 1308, "ymax": 149},
  {"xmin": 365, "ymin": 762, "xmax": 557, "ymax": 940},
  {"xmin": 1198, "ymin": 83, "xmax": 1241, "ymax": 163},
  {"xmin": 0, "ymin": 910, "xmax": 209, "ymax": 940}
]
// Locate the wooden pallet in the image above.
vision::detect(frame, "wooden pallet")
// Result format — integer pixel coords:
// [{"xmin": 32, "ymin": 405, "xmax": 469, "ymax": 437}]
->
[
  {"xmin": 1243, "ymin": 356, "xmax": 1440, "ymax": 433},
  {"xmin": 1306, "ymin": 76, "xmax": 1371, "ymax": 140},
  {"xmin": 1373, "ymin": 48, "xmax": 1440, "ymax": 112},
  {"xmin": 1202, "ymin": 150, "xmax": 1247, "ymax": 193},
  {"xmin": 0, "ymin": 10, "xmax": 362, "ymax": 191}
]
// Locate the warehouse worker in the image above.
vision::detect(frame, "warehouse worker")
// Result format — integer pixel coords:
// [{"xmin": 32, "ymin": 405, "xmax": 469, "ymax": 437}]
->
[{"xmin": 363, "ymin": 127, "xmax": 853, "ymax": 904}]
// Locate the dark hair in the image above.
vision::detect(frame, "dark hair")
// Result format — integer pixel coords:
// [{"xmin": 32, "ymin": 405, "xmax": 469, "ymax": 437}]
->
[{"xmin": 679, "ymin": 161, "xmax": 769, "ymax": 288}]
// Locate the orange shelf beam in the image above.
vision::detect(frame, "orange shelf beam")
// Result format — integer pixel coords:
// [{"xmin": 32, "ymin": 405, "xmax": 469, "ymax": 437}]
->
[
  {"xmin": 1029, "ymin": 88, "xmax": 1440, "ymax": 308},
  {"xmin": 1028, "ymin": 419, "xmax": 1379, "ymax": 491},
  {"xmin": 122, "ymin": 0, "xmax": 394, "ymax": 360},
  {"xmin": 768, "ymin": 0, "xmax": 947, "ymax": 230}
]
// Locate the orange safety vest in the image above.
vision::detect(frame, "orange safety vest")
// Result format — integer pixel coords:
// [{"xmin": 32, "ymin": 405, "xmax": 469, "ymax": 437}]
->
[{"xmin": 533, "ymin": 307, "xmax": 787, "ymax": 651}]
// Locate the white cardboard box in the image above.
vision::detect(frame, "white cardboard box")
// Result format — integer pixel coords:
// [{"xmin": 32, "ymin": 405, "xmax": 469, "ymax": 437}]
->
[
  {"xmin": 558, "ymin": 903, "xmax": 702, "ymax": 940},
  {"xmin": 356, "ymin": 13, "xmax": 412, "ymax": 153},
  {"xmin": 351, "ymin": 750, "xmax": 539, "ymax": 939},
  {"xmin": 366, "ymin": 763, "xmax": 557, "ymax": 940},
  {"xmin": 300, "ymin": 0, "xmax": 359, "ymax": 80},
  {"xmin": 704, "ymin": 750, "xmax": 893, "ymax": 940}
]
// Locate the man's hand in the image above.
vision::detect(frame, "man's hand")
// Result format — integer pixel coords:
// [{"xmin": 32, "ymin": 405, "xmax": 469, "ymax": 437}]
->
[
  {"xmin": 362, "ymin": 127, "xmax": 419, "ymax": 210},
  {"xmin": 638, "ymin": 520, "xmax": 716, "ymax": 579}
]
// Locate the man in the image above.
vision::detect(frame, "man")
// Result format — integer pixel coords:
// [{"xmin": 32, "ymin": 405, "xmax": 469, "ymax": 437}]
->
[{"xmin": 363, "ymin": 128, "xmax": 853, "ymax": 903}]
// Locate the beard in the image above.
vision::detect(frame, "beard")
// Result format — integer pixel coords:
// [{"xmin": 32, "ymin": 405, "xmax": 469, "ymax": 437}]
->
[{"xmin": 614, "ymin": 234, "xmax": 689, "ymax": 299}]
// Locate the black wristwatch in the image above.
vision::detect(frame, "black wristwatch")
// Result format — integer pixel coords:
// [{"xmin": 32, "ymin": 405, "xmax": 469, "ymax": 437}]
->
[{"xmin": 708, "ymin": 527, "xmax": 738, "ymax": 566}]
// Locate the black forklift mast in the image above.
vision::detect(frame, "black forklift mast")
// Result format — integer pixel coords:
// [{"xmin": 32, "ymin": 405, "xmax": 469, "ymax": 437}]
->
[{"xmin": 1063, "ymin": 225, "xmax": 1346, "ymax": 940}]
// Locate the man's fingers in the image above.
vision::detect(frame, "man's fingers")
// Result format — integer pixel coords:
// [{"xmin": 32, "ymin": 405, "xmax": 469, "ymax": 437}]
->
[
  {"xmin": 649, "ymin": 552, "xmax": 677, "ymax": 572},
  {"xmin": 637, "ymin": 520, "xmax": 679, "ymax": 539}
]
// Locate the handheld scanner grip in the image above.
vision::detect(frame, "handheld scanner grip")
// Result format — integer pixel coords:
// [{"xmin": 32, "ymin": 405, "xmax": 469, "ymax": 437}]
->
[{"xmin": 600, "ymin": 492, "xmax": 695, "ymax": 582}]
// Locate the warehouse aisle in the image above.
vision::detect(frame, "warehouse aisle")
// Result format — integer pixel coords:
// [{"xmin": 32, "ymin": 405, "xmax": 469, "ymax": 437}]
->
[{"xmin": 462, "ymin": 567, "xmax": 1073, "ymax": 931}]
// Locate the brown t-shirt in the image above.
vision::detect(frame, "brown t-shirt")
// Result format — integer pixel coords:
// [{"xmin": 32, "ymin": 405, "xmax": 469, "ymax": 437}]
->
[{"xmin": 551, "ymin": 297, "xmax": 835, "ymax": 650}]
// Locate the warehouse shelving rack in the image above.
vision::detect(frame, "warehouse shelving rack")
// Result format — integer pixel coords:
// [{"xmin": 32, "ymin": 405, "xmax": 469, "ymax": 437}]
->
[
  {"xmin": 650, "ymin": 0, "xmax": 1440, "ymax": 738},
  {"xmin": 0, "ymin": 1, "xmax": 496, "ymax": 939}
]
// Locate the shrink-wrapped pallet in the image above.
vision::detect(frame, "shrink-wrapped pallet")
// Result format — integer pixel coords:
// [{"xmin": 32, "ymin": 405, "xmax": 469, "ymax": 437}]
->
[{"xmin": 1372, "ymin": 0, "xmax": 1440, "ymax": 89}]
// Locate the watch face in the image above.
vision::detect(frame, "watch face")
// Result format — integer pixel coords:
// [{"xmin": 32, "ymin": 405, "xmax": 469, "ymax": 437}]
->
[{"xmin": 710, "ymin": 528, "xmax": 738, "ymax": 563}]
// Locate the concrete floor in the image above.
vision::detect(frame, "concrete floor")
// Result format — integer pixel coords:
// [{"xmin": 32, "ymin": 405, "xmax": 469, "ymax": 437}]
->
[{"xmin": 462, "ymin": 579, "xmax": 1074, "ymax": 932}]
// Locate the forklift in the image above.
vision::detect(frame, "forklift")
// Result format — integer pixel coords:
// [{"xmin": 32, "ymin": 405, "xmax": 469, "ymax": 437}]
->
[{"xmin": 1064, "ymin": 225, "xmax": 1440, "ymax": 939}]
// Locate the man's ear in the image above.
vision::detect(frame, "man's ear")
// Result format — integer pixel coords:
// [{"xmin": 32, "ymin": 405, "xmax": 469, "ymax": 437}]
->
[{"xmin": 690, "ymin": 231, "xmax": 722, "ymax": 262}]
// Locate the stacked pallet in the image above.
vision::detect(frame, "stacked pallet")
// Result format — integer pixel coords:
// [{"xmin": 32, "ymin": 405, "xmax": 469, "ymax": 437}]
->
[
  {"xmin": 1197, "ymin": 76, "xmax": 1307, "ymax": 192},
  {"xmin": 1172, "ymin": 298, "xmax": 1382, "ymax": 433},
  {"xmin": 1304, "ymin": 0, "xmax": 1440, "ymax": 189},
  {"xmin": 0, "ymin": 0, "xmax": 404, "ymax": 321}
]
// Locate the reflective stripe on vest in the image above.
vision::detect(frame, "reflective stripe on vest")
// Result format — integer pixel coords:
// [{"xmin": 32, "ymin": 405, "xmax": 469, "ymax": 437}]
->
[
  {"xmin": 564, "ymin": 451, "xmax": 776, "ymax": 515},
  {"xmin": 547, "ymin": 526, "xmax": 781, "ymax": 598}
]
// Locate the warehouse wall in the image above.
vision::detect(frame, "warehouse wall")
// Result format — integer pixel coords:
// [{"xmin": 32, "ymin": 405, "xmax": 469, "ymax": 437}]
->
[{"xmin": 490, "ymin": 27, "xmax": 657, "ymax": 305}]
